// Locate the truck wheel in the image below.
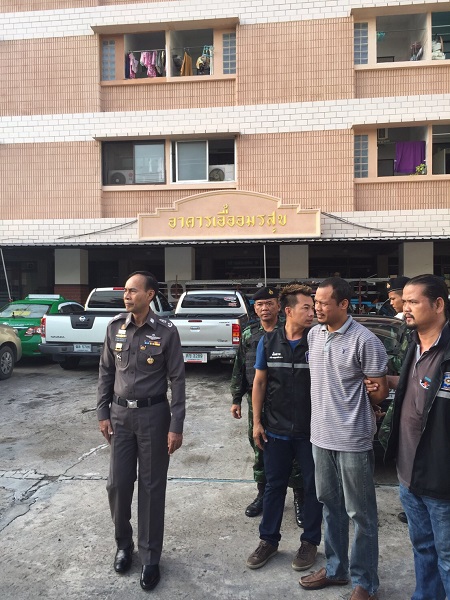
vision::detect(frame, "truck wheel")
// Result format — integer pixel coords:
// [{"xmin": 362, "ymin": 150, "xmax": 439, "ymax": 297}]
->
[
  {"xmin": 0, "ymin": 345, "xmax": 15, "ymax": 380},
  {"xmin": 60, "ymin": 357, "xmax": 81, "ymax": 370}
]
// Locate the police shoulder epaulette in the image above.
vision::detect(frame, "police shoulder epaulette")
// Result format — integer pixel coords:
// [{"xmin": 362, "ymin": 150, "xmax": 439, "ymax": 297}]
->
[
  {"xmin": 154, "ymin": 316, "xmax": 174, "ymax": 329},
  {"xmin": 111, "ymin": 312, "xmax": 127, "ymax": 322}
]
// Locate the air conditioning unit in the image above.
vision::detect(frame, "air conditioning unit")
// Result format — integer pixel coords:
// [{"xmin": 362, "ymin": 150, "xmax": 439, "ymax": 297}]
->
[
  {"xmin": 377, "ymin": 128, "xmax": 389, "ymax": 142},
  {"xmin": 108, "ymin": 170, "xmax": 134, "ymax": 185},
  {"xmin": 208, "ymin": 164, "xmax": 235, "ymax": 182}
]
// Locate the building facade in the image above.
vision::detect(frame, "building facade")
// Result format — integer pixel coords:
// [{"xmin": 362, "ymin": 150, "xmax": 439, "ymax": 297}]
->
[{"xmin": 1, "ymin": 0, "xmax": 450, "ymax": 302}]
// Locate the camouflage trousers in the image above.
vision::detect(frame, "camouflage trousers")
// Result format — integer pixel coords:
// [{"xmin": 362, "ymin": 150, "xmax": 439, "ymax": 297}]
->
[{"xmin": 246, "ymin": 393, "xmax": 303, "ymax": 489}]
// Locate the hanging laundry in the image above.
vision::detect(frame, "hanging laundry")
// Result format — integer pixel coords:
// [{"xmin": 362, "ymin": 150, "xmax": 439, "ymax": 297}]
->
[
  {"xmin": 128, "ymin": 52, "xmax": 139, "ymax": 79},
  {"xmin": 155, "ymin": 50, "xmax": 165, "ymax": 76},
  {"xmin": 180, "ymin": 51, "xmax": 193, "ymax": 76},
  {"xmin": 140, "ymin": 51, "xmax": 157, "ymax": 78}
]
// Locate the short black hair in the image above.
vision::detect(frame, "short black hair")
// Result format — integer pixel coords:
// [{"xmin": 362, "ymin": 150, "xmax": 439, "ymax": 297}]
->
[
  {"xmin": 317, "ymin": 277, "xmax": 352, "ymax": 305},
  {"xmin": 406, "ymin": 274, "xmax": 449, "ymax": 319},
  {"xmin": 128, "ymin": 271, "xmax": 159, "ymax": 293},
  {"xmin": 279, "ymin": 282, "xmax": 312, "ymax": 313}
]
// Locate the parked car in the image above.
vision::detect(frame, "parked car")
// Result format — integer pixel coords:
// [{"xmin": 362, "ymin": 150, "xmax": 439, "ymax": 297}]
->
[
  {"xmin": 0, "ymin": 294, "xmax": 84, "ymax": 357},
  {"xmin": 0, "ymin": 323, "xmax": 22, "ymax": 379}
]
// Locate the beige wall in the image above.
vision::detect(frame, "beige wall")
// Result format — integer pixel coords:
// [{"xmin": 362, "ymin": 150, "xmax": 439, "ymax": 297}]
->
[
  {"xmin": 101, "ymin": 79, "xmax": 236, "ymax": 112},
  {"xmin": 0, "ymin": 0, "xmax": 170, "ymax": 10},
  {"xmin": 0, "ymin": 37, "xmax": 100, "ymax": 116},
  {"xmin": 355, "ymin": 180, "xmax": 450, "ymax": 211},
  {"xmin": 0, "ymin": 142, "xmax": 102, "ymax": 219},
  {"xmin": 356, "ymin": 64, "xmax": 450, "ymax": 98},
  {"xmin": 237, "ymin": 18, "xmax": 354, "ymax": 105}
]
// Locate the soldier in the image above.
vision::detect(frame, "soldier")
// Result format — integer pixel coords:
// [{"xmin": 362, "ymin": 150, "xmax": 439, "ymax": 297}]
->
[
  {"xmin": 230, "ymin": 286, "xmax": 304, "ymax": 525},
  {"xmin": 97, "ymin": 271, "xmax": 185, "ymax": 591}
]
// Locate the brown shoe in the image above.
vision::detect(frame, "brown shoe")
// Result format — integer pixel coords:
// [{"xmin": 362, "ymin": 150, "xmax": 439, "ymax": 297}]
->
[
  {"xmin": 246, "ymin": 540, "xmax": 278, "ymax": 569},
  {"xmin": 349, "ymin": 585, "xmax": 378, "ymax": 600},
  {"xmin": 292, "ymin": 541, "xmax": 317, "ymax": 571},
  {"xmin": 299, "ymin": 567, "xmax": 349, "ymax": 590}
]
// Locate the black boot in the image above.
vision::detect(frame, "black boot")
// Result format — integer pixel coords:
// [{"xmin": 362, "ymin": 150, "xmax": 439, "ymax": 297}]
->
[
  {"xmin": 245, "ymin": 484, "xmax": 265, "ymax": 517},
  {"xmin": 293, "ymin": 488, "xmax": 304, "ymax": 528}
]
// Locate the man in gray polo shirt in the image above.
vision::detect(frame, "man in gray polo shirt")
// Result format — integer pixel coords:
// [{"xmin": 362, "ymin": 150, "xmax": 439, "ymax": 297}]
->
[{"xmin": 300, "ymin": 277, "xmax": 388, "ymax": 600}]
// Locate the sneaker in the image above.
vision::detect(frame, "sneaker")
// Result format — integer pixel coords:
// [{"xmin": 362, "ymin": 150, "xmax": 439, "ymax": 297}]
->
[
  {"xmin": 292, "ymin": 540, "xmax": 317, "ymax": 571},
  {"xmin": 246, "ymin": 540, "xmax": 278, "ymax": 569}
]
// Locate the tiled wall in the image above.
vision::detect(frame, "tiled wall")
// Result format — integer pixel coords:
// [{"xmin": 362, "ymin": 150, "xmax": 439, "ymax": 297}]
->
[
  {"xmin": 0, "ymin": 142, "xmax": 102, "ymax": 219},
  {"xmin": 0, "ymin": 37, "xmax": 99, "ymax": 116},
  {"xmin": 355, "ymin": 180, "xmax": 450, "ymax": 211},
  {"xmin": 356, "ymin": 64, "xmax": 450, "ymax": 99},
  {"xmin": 237, "ymin": 19, "xmax": 354, "ymax": 105}
]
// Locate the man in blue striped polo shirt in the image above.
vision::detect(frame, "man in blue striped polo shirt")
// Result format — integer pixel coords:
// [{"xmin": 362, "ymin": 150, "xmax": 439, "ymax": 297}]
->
[{"xmin": 300, "ymin": 277, "xmax": 388, "ymax": 600}]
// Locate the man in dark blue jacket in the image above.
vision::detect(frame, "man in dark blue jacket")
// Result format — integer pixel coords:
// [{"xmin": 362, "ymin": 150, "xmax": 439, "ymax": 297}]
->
[
  {"xmin": 385, "ymin": 274, "xmax": 450, "ymax": 600},
  {"xmin": 245, "ymin": 283, "xmax": 322, "ymax": 573}
]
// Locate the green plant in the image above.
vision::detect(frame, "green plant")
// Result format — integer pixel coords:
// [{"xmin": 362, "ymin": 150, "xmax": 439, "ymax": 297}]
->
[{"xmin": 414, "ymin": 162, "xmax": 427, "ymax": 175}]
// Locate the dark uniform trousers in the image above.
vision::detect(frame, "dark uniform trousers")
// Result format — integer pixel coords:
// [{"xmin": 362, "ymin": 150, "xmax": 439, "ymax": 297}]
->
[{"xmin": 107, "ymin": 400, "xmax": 171, "ymax": 566}]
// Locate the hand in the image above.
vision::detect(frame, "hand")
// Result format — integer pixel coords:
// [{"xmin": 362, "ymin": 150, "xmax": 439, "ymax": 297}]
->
[
  {"xmin": 231, "ymin": 404, "xmax": 242, "ymax": 419},
  {"xmin": 99, "ymin": 419, "xmax": 114, "ymax": 444},
  {"xmin": 372, "ymin": 404, "xmax": 386, "ymax": 420},
  {"xmin": 364, "ymin": 378, "xmax": 379, "ymax": 394},
  {"xmin": 168, "ymin": 432, "xmax": 183, "ymax": 455},
  {"xmin": 253, "ymin": 422, "xmax": 267, "ymax": 451}
]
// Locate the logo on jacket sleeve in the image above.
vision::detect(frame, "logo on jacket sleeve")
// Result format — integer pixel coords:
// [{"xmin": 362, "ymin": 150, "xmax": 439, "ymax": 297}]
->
[{"xmin": 440, "ymin": 372, "xmax": 450, "ymax": 391}]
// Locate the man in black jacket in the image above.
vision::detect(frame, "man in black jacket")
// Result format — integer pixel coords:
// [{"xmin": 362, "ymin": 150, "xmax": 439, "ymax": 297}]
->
[
  {"xmin": 385, "ymin": 274, "xmax": 450, "ymax": 600},
  {"xmin": 246, "ymin": 283, "xmax": 322, "ymax": 572}
]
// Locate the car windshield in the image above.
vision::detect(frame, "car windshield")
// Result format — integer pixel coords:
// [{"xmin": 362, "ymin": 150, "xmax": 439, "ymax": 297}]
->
[{"xmin": 0, "ymin": 303, "xmax": 50, "ymax": 318}]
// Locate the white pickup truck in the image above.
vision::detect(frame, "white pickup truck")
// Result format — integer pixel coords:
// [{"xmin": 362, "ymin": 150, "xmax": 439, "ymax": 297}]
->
[
  {"xmin": 172, "ymin": 289, "xmax": 251, "ymax": 363},
  {"xmin": 38, "ymin": 288, "xmax": 252, "ymax": 368},
  {"xmin": 38, "ymin": 287, "xmax": 174, "ymax": 369}
]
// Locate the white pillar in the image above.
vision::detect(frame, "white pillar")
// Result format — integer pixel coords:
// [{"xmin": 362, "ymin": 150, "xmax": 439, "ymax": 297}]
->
[
  {"xmin": 164, "ymin": 247, "xmax": 195, "ymax": 281},
  {"xmin": 55, "ymin": 249, "xmax": 89, "ymax": 284},
  {"xmin": 279, "ymin": 245, "xmax": 309, "ymax": 279},
  {"xmin": 399, "ymin": 242, "xmax": 434, "ymax": 277}
]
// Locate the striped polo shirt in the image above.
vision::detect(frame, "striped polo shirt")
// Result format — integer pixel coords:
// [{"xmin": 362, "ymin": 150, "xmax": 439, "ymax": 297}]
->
[{"xmin": 308, "ymin": 316, "xmax": 388, "ymax": 452}]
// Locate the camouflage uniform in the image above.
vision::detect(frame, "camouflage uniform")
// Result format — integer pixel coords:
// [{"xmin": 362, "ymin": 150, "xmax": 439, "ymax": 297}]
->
[{"xmin": 231, "ymin": 319, "xmax": 302, "ymax": 488}]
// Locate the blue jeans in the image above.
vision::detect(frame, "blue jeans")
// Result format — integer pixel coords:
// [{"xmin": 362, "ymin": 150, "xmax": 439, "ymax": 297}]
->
[
  {"xmin": 312, "ymin": 445, "xmax": 379, "ymax": 595},
  {"xmin": 259, "ymin": 435, "xmax": 322, "ymax": 547},
  {"xmin": 400, "ymin": 484, "xmax": 450, "ymax": 600}
]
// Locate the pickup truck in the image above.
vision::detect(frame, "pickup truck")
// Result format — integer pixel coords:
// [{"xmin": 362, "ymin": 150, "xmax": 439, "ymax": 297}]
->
[
  {"xmin": 38, "ymin": 287, "xmax": 174, "ymax": 369},
  {"xmin": 38, "ymin": 288, "xmax": 252, "ymax": 368},
  {"xmin": 172, "ymin": 290, "xmax": 252, "ymax": 363}
]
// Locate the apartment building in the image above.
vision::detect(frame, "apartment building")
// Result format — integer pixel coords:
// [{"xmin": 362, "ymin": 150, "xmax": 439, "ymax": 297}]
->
[{"xmin": 1, "ymin": 0, "xmax": 450, "ymax": 302}]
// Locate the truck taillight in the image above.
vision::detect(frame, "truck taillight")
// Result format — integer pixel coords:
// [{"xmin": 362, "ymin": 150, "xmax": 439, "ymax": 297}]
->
[
  {"xmin": 40, "ymin": 316, "xmax": 46, "ymax": 339},
  {"xmin": 232, "ymin": 323, "xmax": 241, "ymax": 345}
]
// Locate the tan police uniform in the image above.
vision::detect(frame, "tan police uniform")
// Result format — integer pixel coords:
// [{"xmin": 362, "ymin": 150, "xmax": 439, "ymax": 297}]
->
[{"xmin": 97, "ymin": 310, "xmax": 185, "ymax": 566}]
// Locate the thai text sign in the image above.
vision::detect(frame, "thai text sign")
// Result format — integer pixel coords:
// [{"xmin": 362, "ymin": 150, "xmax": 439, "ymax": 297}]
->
[{"xmin": 138, "ymin": 191, "xmax": 320, "ymax": 241}]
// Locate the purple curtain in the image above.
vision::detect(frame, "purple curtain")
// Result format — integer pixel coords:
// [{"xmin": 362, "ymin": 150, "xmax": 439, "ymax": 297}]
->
[{"xmin": 395, "ymin": 141, "xmax": 425, "ymax": 174}]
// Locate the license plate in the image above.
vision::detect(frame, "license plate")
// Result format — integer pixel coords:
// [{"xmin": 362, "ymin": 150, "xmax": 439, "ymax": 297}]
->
[
  {"xmin": 74, "ymin": 344, "xmax": 92, "ymax": 352},
  {"xmin": 183, "ymin": 352, "xmax": 207, "ymax": 363}
]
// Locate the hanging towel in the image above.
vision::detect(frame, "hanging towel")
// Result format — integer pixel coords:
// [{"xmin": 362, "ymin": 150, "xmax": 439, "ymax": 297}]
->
[
  {"xmin": 129, "ymin": 53, "xmax": 139, "ymax": 79},
  {"xmin": 394, "ymin": 141, "xmax": 425, "ymax": 174},
  {"xmin": 180, "ymin": 51, "xmax": 193, "ymax": 76}
]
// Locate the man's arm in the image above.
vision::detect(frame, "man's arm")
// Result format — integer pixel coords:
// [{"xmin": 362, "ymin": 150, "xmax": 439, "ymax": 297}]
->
[
  {"xmin": 97, "ymin": 326, "xmax": 117, "ymax": 444},
  {"xmin": 230, "ymin": 332, "xmax": 249, "ymax": 419},
  {"xmin": 165, "ymin": 325, "xmax": 186, "ymax": 453},
  {"xmin": 364, "ymin": 374, "xmax": 389, "ymax": 405},
  {"xmin": 252, "ymin": 368, "xmax": 267, "ymax": 450}
]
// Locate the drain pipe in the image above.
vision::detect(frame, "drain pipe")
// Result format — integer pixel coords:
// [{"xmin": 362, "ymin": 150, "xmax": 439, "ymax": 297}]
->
[{"xmin": 0, "ymin": 248, "xmax": 12, "ymax": 301}]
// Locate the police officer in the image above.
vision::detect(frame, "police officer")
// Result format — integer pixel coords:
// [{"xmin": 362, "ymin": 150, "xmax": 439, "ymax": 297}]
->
[
  {"xmin": 97, "ymin": 271, "xmax": 185, "ymax": 591},
  {"xmin": 230, "ymin": 286, "xmax": 304, "ymax": 525}
]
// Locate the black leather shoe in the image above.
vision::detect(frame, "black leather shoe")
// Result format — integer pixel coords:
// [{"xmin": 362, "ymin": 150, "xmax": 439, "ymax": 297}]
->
[
  {"xmin": 245, "ymin": 493, "xmax": 264, "ymax": 517},
  {"xmin": 398, "ymin": 511, "xmax": 408, "ymax": 524},
  {"xmin": 293, "ymin": 489, "xmax": 304, "ymax": 528},
  {"xmin": 140, "ymin": 564, "xmax": 160, "ymax": 591},
  {"xmin": 114, "ymin": 542, "xmax": 134, "ymax": 574}
]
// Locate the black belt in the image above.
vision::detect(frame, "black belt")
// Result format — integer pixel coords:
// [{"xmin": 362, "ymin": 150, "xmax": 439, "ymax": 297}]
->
[{"xmin": 113, "ymin": 394, "xmax": 167, "ymax": 409}]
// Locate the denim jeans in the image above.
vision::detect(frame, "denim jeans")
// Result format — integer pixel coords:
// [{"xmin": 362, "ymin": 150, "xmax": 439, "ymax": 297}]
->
[
  {"xmin": 400, "ymin": 484, "xmax": 450, "ymax": 600},
  {"xmin": 312, "ymin": 445, "xmax": 379, "ymax": 595},
  {"xmin": 259, "ymin": 435, "xmax": 322, "ymax": 547}
]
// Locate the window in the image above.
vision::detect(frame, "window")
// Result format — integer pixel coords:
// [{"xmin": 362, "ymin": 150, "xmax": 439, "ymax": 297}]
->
[
  {"xmin": 223, "ymin": 32, "xmax": 236, "ymax": 74},
  {"xmin": 432, "ymin": 125, "xmax": 450, "ymax": 174},
  {"xmin": 354, "ymin": 23, "xmax": 368, "ymax": 65},
  {"xmin": 355, "ymin": 11, "xmax": 450, "ymax": 65},
  {"xmin": 173, "ymin": 139, "xmax": 235, "ymax": 182},
  {"xmin": 124, "ymin": 31, "xmax": 166, "ymax": 79},
  {"xmin": 103, "ymin": 138, "xmax": 236, "ymax": 185},
  {"xmin": 103, "ymin": 141, "xmax": 165, "ymax": 185},
  {"xmin": 377, "ymin": 127, "xmax": 426, "ymax": 176},
  {"xmin": 354, "ymin": 135, "xmax": 368, "ymax": 178},
  {"xmin": 101, "ymin": 40, "xmax": 116, "ymax": 80}
]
